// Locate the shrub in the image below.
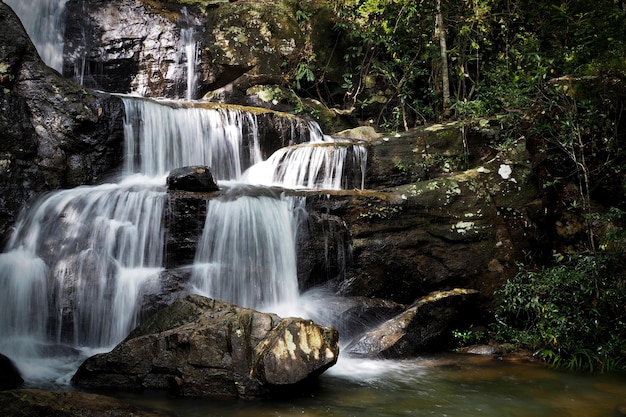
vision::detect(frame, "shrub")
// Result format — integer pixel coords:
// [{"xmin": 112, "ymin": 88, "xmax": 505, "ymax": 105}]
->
[{"xmin": 492, "ymin": 254, "xmax": 626, "ymax": 372}]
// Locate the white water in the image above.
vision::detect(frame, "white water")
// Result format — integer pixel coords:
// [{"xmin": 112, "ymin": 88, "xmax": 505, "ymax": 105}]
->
[
  {"xmin": 0, "ymin": 177, "xmax": 165, "ymax": 348},
  {"xmin": 5, "ymin": 0, "xmax": 67, "ymax": 72},
  {"xmin": 191, "ymin": 192, "xmax": 303, "ymax": 311},
  {"xmin": 242, "ymin": 142, "xmax": 367, "ymax": 190},
  {"xmin": 178, "ymin": 7, "xmax": 198, "ymax": 100},
  {"xmin": 122, "ymin": 98, "xmax": 264, "ymax": 178},
  {"xmin": 181, "ymin": 28, "xmax": 198, "ymax": 100},
  {"xmin": 0, "ymin": 94, "xmax": 366, "ymax": 386}
]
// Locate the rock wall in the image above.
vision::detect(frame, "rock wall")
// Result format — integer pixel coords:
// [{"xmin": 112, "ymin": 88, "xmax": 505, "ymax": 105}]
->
[
  {"xmin": 164, "ymin": 123, "xmax": 542, "ymax": 310},
  {"xmin": 0, "ymin": 4, "xmax": 125, "ymax": 244},
  {"xmin": 64, "ymin": 0, "xmax": 203, "ymax": 97}
]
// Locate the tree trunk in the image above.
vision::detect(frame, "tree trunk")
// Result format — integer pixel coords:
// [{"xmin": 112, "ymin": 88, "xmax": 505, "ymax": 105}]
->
[{"xmin": 435, "ymin": 0, "xmax": 451, "ymax": 117}]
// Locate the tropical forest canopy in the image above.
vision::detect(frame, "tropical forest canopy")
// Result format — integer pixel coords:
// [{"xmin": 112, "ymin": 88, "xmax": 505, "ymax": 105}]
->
[{"xmin": 301, "ymin": 0, "xmax": 626, "ymax": 129}]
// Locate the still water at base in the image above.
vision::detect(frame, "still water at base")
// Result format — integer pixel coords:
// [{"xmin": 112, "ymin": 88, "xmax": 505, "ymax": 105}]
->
[{"xmin": 114, "ymin": 353, "xmax": 626, "ymax": 417}]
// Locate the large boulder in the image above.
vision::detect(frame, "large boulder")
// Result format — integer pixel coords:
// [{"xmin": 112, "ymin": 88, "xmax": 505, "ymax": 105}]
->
[
  {"xmin": 72, "ymin": 294, "xmax": 339, "ymax": 399},
  {"xmin": 345, "ymin": 288, "xmax": 479, "ymax": 358},
  {"xmin": 0, "ymin": 4, "xmax": 124, "ymax": 244}
]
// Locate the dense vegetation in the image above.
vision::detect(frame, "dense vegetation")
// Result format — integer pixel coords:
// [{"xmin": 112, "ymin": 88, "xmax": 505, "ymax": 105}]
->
[{"xmin": 293, "ymin": 0, "xmax": 626, "ymax": 372}]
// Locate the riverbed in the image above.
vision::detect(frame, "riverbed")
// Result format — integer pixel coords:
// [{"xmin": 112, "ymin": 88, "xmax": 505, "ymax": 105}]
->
[{"xmin": 113, "ymin": 353, "xmax": 626, "ymax": 417}]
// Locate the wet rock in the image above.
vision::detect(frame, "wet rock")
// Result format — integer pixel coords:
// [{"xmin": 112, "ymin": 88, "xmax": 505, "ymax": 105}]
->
[
  {"xmin": 304, "ymin": 293, "xmax": 407, "ymax": 343},
  {"xmin": 0, "ymin": 389, "xmax": 162, "ymax": 417},
  {"xmin": 345, "ymin": 289, "xmax": 479, "ymax": 358},
  {"xmin": 459, "ymin": 344, "xmax": 504, "ymax": 356},
  {"xmin": 167, "ymin": 166, "xmax": 220, "ymax": 192},
  {"xmin": 64, "ymin": 0, "xmax": 202, "ymax": 98},
  {"xmin": 0, "ymin": 354, "xmax": 23, "ymax": 390},
  {"xmin": 0, "ymin": 3, "xmax": 124, "ymax": 244},
  {"xmin": 303, "ymin": 134, "xmax": 540, "ymax": 306},
  {"xmin": 72, "ymin": 294, "xmax": 338, "ymax": 399}
]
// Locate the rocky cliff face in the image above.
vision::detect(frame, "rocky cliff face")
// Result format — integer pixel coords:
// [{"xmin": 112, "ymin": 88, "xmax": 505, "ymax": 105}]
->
[
  {"xmin": 0, "ymin": 4, "xmax": 124, "ymax": 244},
  {"xmin": 61, "ymin": 0, "xmax": 338, "ymax": 103},
  {"xmin": 64, "ymin": 0, "xmax": 203, "ymax": 97},
  {"xmin": 59, "ymin": 0, "xmax": 355, "ymax": 134}
]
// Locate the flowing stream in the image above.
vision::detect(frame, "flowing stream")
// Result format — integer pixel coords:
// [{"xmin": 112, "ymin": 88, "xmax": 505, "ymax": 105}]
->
[{"xmin": 1, "ymin": 3, "xmax": 625, "ymax": 416}]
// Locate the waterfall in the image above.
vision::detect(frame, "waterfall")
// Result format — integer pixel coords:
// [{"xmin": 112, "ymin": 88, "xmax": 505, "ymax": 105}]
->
[
  {"xmin": 180, "ymin": 28, "xmax": 198, "ymax": 101},
  {"xmin": 122, "ymin": 98, "xmax": 263, "ymax": 179},
  {"xmin": 0, "ymin": 178, "xmax": 165, "ymax": 350},
  {"xmin": 5, "ymin": 0, "xmax": 67, "ymax": 72},
  {"xmin": 191, "ymin": 192, "xmax": 303, "ymax": 311},
  {"xmin": 0, "ymin": 90, "xmax": 367, "ymax": 384},
  {"xmin": 178, "ymin": 6, "xmax": 198, "ymax": 100},
  {"xmin": 242, "ymin": 142, "xmax": 368, "ymax": 190}
]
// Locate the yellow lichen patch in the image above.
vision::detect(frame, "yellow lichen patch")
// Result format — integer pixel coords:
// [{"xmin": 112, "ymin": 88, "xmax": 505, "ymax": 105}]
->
[
  {"xmin": 272, "ymin": 329, "xmax": 297, "ymax": 360},
  {"xmin": 297, "ymin": 322, "xmax": 326, "ymax": 360},
  {"xmin": 452, "ymin": 220, "xmax": 475, "ymax": 234},
  {"xmin": 324, "ymin": 348, "xmax": 335, "ymax": 360}
]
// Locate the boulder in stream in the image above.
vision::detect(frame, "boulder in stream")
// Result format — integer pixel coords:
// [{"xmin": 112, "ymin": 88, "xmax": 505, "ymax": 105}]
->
[
  {"xmin": 167, "ymin": 165, "xmax": 220, "ymax": 192},
  {"xmin": 72, "ymin": 294, "xmax": 339, "ymax": 399},
  {"xmin": 346, "ymin": 288, "xmax": 479, "ymax": 358}
]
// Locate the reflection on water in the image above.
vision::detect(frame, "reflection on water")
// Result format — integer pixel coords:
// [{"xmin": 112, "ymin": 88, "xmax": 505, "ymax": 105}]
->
[{"xmin": 113, "ymin": 353, "xmax": 626, "ymax": 417}]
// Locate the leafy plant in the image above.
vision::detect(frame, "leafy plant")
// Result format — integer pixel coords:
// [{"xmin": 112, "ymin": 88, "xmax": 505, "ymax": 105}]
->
[
  {"xmin": 492, "ymin": 255, "xmax": 626, "ymax": 372},
  {"xmin": 453, "ymin": 328, "xmax": 487, "ymax": 348}
]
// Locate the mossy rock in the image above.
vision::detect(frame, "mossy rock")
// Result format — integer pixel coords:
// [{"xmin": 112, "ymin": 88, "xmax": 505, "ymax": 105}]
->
[{"xmin": 206, "ymin": 1, "xmax": 304, "ymax": 74}]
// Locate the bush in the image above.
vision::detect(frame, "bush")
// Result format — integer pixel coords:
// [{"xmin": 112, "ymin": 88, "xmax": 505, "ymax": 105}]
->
[{"xmin": 492, "ymin": 254, "xmax": 626, "ymax": 372}]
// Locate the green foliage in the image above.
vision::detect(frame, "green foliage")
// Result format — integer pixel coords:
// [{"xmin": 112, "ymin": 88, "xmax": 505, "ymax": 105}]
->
[
  {"xmin": 327, "ymin": 0, "xmax": 626, "ymax": 129},
  {"xmin": 492, "ymin": 255, "xmax": 626, "ymax": 372},
  {"xmin": 453, "ymin": 328, "xmax": 488, "ymax": 348}
]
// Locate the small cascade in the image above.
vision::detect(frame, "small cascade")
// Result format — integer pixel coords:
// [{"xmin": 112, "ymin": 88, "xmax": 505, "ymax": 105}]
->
[
  {"xmin": 0, "ymin": 177, "xmax": 165, "ymax": 349},
  {"xmin": 122, "ymin": 98, "xmax": 263, "ymax": 179},
  {"xmin": 179, "ymin": 7, "xmax": 198, "ymax": 100},
  {"xmin": 4, "ymin": 0, "xmax": 67, "ymax": 72},
  {"xmin": 191, "ymin": 190, "xmax": 303, "ymax": 311},
  {"xmin": 242, "ymin": 141, "xmax": 367, "ymax": 190}
]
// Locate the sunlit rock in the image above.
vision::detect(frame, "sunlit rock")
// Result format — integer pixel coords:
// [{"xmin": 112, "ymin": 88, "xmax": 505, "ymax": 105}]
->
[
  {"xmin": 72, "ymin": 295, "xmax": 339, "ymax": 399},
  {"xmin": 345, "ymin": 289, "xmax": 479, "ymax": 358}
]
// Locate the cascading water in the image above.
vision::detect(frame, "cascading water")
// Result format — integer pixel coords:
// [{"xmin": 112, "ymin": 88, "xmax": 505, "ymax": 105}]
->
[
  {"xmin": 179, "ymin": 7, "xmax": 198, "ymax": 101},
  {"xmin": 180, "ymin": 28, "xmax": 198, "ymax": 100},
  {"xmin": 191, "ymin": 192, "xmax": 303, "ymax": 311},
  {"xmin": 242, "ymin": 142, "xmax": 367, "ymax": 190},
  {"xmin": 121, "ymin": 97, "xmax": 263, "ymax": 179},
  {"xmin": 0, "ymin": 90, "xmax": 366, "ymax": 384},
  {"xmin": 4, "ymin": 0, "xmax": 67, "ymax": 72}
]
